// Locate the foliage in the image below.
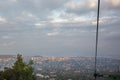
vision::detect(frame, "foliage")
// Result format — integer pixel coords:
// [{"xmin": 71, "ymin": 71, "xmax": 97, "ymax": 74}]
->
[{"xmin": 0, "ymin": 54, "xmax": 36, "ymax": 80}]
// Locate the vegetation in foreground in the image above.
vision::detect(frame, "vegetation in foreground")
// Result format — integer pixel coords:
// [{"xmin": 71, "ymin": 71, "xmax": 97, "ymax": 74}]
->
[{"xmin": 0, "ymin": 54, "xmax": 35, "ymax": 80}]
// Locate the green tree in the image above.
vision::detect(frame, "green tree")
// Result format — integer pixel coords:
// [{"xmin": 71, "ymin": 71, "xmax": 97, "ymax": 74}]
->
[{"xmin": 0, "ymin": 54, "xmax": 36, "ymax": 80}]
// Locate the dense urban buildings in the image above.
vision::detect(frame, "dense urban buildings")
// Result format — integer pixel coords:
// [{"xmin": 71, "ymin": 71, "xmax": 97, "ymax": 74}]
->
[{"xmin": 0, "ymin": 55, "xmax": 120, "ymax": 80}]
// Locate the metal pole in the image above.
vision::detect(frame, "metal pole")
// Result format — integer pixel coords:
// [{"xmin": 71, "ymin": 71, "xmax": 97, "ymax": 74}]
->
[{"xmin": 94, "ymin": 0, "xmax": 100, "ymax": 80}]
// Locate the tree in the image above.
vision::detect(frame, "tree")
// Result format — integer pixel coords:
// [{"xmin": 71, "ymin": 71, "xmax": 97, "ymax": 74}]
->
[{"xmin": 0, "ymin": 54, "xmax": 36, "ymax": 80}]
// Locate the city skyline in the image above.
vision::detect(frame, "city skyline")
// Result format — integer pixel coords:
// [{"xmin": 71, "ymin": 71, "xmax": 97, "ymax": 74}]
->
[{"xmin": 0, "ymin": 0, "xmax": 120, "ymax": 57}]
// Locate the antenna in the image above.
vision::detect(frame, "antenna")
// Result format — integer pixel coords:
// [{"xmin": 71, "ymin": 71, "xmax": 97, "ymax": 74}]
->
[{"xmin": 94, "ymin": 0, "xmax": 100, "ymax": 80}]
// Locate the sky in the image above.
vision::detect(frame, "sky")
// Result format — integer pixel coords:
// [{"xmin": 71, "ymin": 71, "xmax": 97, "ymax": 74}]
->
[{"xmin": 0, "ymin": 0, "xmax": 120, "ymax": 57}]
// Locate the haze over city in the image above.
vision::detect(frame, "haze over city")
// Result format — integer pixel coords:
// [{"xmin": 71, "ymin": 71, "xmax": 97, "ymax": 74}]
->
[{"xmin": 0, "ymin": 0, "xmax": 120, "ymax": 57}]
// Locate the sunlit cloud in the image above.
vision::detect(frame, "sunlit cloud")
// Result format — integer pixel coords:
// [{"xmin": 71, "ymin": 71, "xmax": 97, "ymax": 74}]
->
[
  {"xmin": 35, "ymin": 23, "xmax": 46, "ymax": 28},
  {"xmin": 0, "ymin": 17, "xmax": 7, "ymax": 23},
  {"xmin": 108, "ymin": 0, "xmax": 120, "ymax": 7},
  {"xmin": 47, "ymin": 32, "xmax": 59, "ymax": 36}
]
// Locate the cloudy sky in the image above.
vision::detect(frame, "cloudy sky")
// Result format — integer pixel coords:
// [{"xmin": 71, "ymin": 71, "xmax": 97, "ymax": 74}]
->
[{"xmin": 0, "ymin": 0, "xmax": 120, "ymax": 57}]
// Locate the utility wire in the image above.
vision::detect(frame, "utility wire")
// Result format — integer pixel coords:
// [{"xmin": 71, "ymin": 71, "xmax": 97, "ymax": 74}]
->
[{"xmin": 94, "ymin": 0, "xmax": 100, "ymax": 80}]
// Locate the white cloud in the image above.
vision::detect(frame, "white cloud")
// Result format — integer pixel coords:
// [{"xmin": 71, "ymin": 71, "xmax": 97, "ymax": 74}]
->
[
  {"xmin": 15, "ymin": 12, "xmax": 39, "ymax": 23},
  {"xmin": 0, "ymin": 17, "xmax": 7, "ymax": 23},
  {"xmin": 51, "ymin": 18, "xmax": 68, "ymax": 24},
  {"xmin": 65, "ymin": 0, "xmax": 97, "ymax": 9},
  {"xmin": 108, "ymin": 0, "xmax": 120, "ymax": 7},
  {"xmin": 1, "ymin": 35, "xmax": 13, "ymax": 39},
  {"xmin": 64, "ymin": 0, "xmax": 120, "ymax": 16},
  {"xmin": 92, "ymin": 16, "xmax": 120, "ymax": 26},
  {"xmin": 64, "ymin": 0, "xmax": 97, "ymax": 15},
  {"xmin": 50, "ymin": 11, "xmax": 91, "ymax": 27},
  {"xmin": 35, "ymin": 23, "xmax": 46, "ymax": 28},
  {"xmin": 0, "ymin": 41, "xmax": 16, "ymax": 47},
  {"xmin": 47, "ymin": 32, "xmax": 59, "ymax": 36},
  {"xmin": 91, "ymin": 20, "xmax": 104, "ymax": 26},
  {"xmin": 88, "ymin": 0, "xmax": 97, "ymax": 8},
  {"xmin": 65, "ymin": 1, "xmax": 79, "ymax": 10}
]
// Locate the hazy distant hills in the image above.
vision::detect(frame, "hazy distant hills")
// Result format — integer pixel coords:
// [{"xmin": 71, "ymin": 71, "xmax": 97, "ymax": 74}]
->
[
  {"xmin": 0, "ymin": 54, "xmax": 119, "ymax": 60},
  {"xmin": 0, "ymin": 55, "xmax": 15, "ymax": 59}
]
